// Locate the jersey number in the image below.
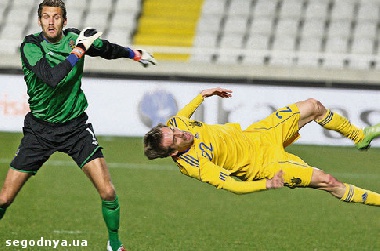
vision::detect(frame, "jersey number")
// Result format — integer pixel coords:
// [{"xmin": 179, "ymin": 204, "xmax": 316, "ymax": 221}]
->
[
  {"xmin": 275, "ymin": 106, "xmax": 292, "ymax": 119},
  {"xmin": 199, "ymin": 142, "xmax": 213, "ymax": 161}
]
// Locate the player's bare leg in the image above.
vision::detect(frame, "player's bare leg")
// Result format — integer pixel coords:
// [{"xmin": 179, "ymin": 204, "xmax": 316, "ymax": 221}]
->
[
  {"xmin": 296, "ymin": 98, "xmax": 380, "ymax": 149},
  {"xmin": 309, "ymin": 169, "xmax": 380, "ymax": 206},
  {"xmin": 0, "ymin": 169, "xmax": 32, "ymax": 219},
  {"xmin": 83, "ymin": 157, "xmax": 125, "ymax": 251}
]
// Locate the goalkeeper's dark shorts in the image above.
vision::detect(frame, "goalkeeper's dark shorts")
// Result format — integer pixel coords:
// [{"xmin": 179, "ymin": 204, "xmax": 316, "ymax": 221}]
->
[{"xmin": 10, "ymin": 112, "xmax": 104, "ymax": 174}]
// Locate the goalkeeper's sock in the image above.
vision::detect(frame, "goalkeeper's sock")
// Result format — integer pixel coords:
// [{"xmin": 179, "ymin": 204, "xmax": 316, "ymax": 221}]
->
[
  {"xmin": 0, "ymin": 206, "xmax": 7, "ymax": 220},
  {"xmin": 316, "ymin": 109, "xmax": 364, "ymax": 144},
  {"xmin": 102, "ymin": 196, "xmax": 122, "ymax": 251},
  {"xmin": 341, "ymin": 183, "xmax": 380, "ymax": 206}
]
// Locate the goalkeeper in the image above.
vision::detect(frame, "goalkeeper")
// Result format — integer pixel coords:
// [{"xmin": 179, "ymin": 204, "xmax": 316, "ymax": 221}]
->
[
  {"xmin": 0, "ymin": 1, "xmax": 156, "ymax": 251},
  {"xmin": 144, "ymin": 87, "xmax": 380, "ymax": 207}
]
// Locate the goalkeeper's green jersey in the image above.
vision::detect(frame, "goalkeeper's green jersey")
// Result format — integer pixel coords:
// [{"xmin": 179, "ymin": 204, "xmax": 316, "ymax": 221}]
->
[{"xmin": 20, "ymin": 29, "xmax": 133, "ymax": 123}]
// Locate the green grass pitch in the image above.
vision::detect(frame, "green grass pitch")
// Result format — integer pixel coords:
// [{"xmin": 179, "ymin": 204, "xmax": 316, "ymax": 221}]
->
[{"xmin": 0, "ymin": 131, "xmax": 379, "ymax": 250}]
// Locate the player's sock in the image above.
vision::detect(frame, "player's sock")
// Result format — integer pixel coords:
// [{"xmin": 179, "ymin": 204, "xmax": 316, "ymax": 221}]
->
[
  {"xmin": 0, "ymin": 206, "xmax": 7, "ymax": 219},
  {"xmin": 316, "ymin": 109, "xmax": 364, "ymax": 144},
  {"xmin": 341, "ymin": 183, "xmax": 380, "ymax": 206},
  {"xmin": 102, "ymin": 196, "xmax": 122, "ymax": 251}
]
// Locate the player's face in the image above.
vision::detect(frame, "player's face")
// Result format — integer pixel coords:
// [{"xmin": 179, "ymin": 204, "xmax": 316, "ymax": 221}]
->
[
  {"xmin": 38, "ymin": 6, "xmax": 66, "ymax": 43},
  {"xmin": 161, "ymin": 126, "xmax": 194, "ymax": 155}
]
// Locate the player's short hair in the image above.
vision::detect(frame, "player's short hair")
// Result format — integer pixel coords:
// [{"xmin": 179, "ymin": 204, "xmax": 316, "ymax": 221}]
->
[
  {"xmin": 144, "ymin": 123, "xmax": 174, "ymax": 160},
  {"xmin": 38, "ymin": 0, "xmax": 67, "ymax": 20}
]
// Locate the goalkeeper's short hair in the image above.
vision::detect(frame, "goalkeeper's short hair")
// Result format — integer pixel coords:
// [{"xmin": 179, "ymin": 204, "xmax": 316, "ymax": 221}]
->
[{"xmin": 38, "ymin": 0, "xmax": 67, "ymax": 20}]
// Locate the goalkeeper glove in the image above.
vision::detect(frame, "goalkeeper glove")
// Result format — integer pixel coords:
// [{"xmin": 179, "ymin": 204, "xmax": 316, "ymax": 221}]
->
[
  {"xmin": 133, "ymin": 49, "xmax": 157, "ymax": 67},
  {"xmin": 71, "ymin": 28, "xmax": 103, "ymax": 58}
]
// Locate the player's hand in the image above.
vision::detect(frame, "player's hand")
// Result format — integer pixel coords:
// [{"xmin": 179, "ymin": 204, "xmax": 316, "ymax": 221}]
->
[
  {"xmin": 76, "ymin": 27, "xmax": 103, "ymax": 51},
  {"xmin": 266, "ymin": 170, "xmax": 284, "ymax": 189},
  {"xmin": 133, "ymin": 49, "xmax": 157, "ymax": 67},
  {"xmin": 201, "ymin": 87, "xmax": 233, "ymax": 98}
]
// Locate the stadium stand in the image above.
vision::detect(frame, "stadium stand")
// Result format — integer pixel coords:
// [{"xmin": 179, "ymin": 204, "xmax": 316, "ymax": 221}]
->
[{"xmin": 0, "ymin": 0, "xmax": 380, "ymax": 77}]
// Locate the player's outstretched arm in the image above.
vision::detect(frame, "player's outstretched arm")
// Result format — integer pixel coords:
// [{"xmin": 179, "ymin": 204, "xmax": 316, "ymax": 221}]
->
[{"xmin": 200, "ymin": 87, "xmax": 233, "ymax": 99}]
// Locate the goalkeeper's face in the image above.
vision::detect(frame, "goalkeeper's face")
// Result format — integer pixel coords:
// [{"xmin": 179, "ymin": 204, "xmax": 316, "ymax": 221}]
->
[
  {"xmin": 161, "ymin": 126, "xmax": 194, "ymax": 156},
  {"xmin": 38, "ymin": 6, "xmax": 67, "ymax": 43}
]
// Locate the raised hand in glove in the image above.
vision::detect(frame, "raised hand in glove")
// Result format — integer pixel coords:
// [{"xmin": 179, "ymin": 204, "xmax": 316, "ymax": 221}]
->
[
  {"xmin": 71, "ymin": 28, "xmax": 103, "ymax": 58},
  {"xmin": 133, "ymin": 49, "xmax": 157, "ymax": 67}
]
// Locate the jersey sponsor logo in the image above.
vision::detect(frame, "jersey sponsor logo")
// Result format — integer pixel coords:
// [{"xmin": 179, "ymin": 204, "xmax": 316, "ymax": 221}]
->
[
  {"xmin": 199, "ymin": 142, "xmax": 213, "ymax": 161},
  {"xmin": 275, "ymin": 106, "xmax": 292, "ymax": 119},
  {"xmin": 69, "ymin": 39, "xmax": 76, "ymax": 49},
  {"xmin": 219, "ymin": 172, "xmax": 228, "ymax": 181},
  {"xmin": 285, "ymin": 177, "xmax": 302, "ymax": 188},
  {"xmin": 189, "ymin": 121, "xmax": 202, "ymax": 128}
]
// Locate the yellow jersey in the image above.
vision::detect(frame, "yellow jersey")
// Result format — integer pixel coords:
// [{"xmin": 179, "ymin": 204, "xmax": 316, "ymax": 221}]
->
[{"xmin": 167, "ymin": 94, "xmax": 267, "ymax": 194}]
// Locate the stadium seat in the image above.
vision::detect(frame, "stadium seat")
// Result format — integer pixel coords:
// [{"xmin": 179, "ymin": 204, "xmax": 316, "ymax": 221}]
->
[
  {"xmin": 89, "ymin": 0, "xmax": 113, "ymax": 12},
  {"xmin": 196, "ymin": 14, "xmax": 223, "ymax": 33},
  {"xmin": 301, "ymin": 18, "xmax": 326, "ymax": 38},
  {"xmin": 357, "ymin": 2, "xmax": 379, "ymax": 21},
  {"xmin": 270, "ymin": 35, "xmax": 297, "ymax": 66},
  {"xmin": 275, "ymin": 18, "xmax": 300, "ymax": 36},
  {"xmin": 0, "ymin": 39, "xmax": 21, "ymax": 54},
  {"xmin": 349, "ymin": 58, "xmax": 373, "ymax": 70},
  {"xmin": 103, "ymin": 31, "xmax": 131, "ymax": 46},
  {"xmin": 191, "ymin": 33, "xmax": 218, "ymax": 63},
  {"xmin": 202, "ymin": 0, "xmax": 227, "ymax": 16},
  {"xmin": 323, "ymin": 37, "xmax": 349, "ymax": 69},
  {"xmin": 330, "ymin": 0, "xmax": 355, "ymax": 20},
  {"xmin": 12, "ymin": 0, "xmax": 35, "ymax": 8},
  {"xmin": 84, "ymin": 11, "xmax": 110, "ymax": 31},
  {"xmin": 324, "ymin": 37, "xmax": 349, "ymax": 54},
  {"xmin": 297, "ymin": 53, "xmax": 321, "ymax": 68},
  {"xmin": 193, "ymin": 32, "xmax": 219, "ymax": 49},
  {"xmin": 272, "ymin": 35, "xmax": 296, "ymax": 51},
  {"xmin": 3, "ymin": 8, "xmax": 31, "ymax": 26},
  {"xmin": 65, "ymin": 0, "xmax": 88, "ymax": 13},
  {"xmin": 26, "ymin": 20, "xmax": 41, "ymax": 35},
  {"xmin": 350, "ymin": 37, "xmax": 374, "ymax": 55},
  {"xmin": 66, "ymin": 9, "xmax": 85, "ymax": 29},
  {"xmin": 227, "ymin": 0, "xmax": 253, "ymax": 17},
  {"xmin": 249, "ymin": 17, "xmax": 273, "ymax": 35},
  {"xmin": 217, "ymin": 35, "xmax": 245, "ymax": 63},
  {"xmin": 279, "ymin": 0, "xmax": 304, "ymax": 19},
  {"xmin": 253, "ymin": 0, "xmax": 278, "ymax": 18},
  {"xmin": 352, "ymin": 21, "xmax": 377, "ymax": 39},
  {"xmin": 222, "ymin": 16, "xmax": 248, "ymax": 35},
  {"xmin": 327, "ymin": 19, "xmax": 353, "ymax": 39},
  {"xmin": 113, "ymin": 0, "xmax": 142, "ymax": 12},
  {"xmin": 110, "ymin": 12, "xmax": 138, "ymax": 31},
  {"xmin": 298, "ymin": 36, "xmax": 322, "ymax": 53},
  {"xmin": 349, "ymin": 37, "xmax": 374, "ymax": 69},
  {"xmin": 0, "ymin": 24, "xmax": 25, "ymax": 40},
  {"xmin": 297, "ymin": 36, "xmax": 323, "ymax": 67},
  {"xmin": 242, "ymin": 50, "xmax": 268, "ymax": 65},
  {"xmin": 304, "ymin": 0, "xmax": 329, "ymax": 20},
  {"xmin": 245, "ymin": 34, "xmax": 270, "ymax": 50}
]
